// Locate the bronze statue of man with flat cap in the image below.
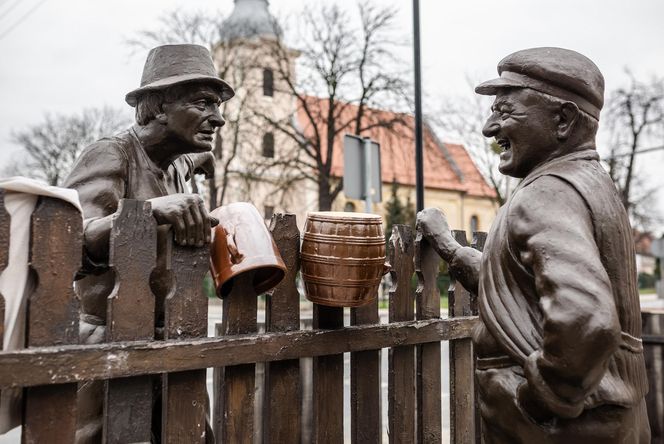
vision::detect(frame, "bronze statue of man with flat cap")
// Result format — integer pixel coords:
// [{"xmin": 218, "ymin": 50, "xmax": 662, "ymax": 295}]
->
[
  {"xmin": 64, "ymin": 43, "xmax": 233, "ymax": 443},
  {"xmin": 417, "ymin": 47, "xmax": 650, "ymax": 442}
]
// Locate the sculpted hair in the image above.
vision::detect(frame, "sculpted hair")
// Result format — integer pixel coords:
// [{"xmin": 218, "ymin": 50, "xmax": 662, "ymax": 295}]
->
[
  {"xmin": 134, "ymin": 84, "xmax": 193, "ymax": 125},
  {"xmin": 135, "ymin": 90, "xmax": 164, "ymax": 125},
  {"xmin": 531, "ymin": 90, "xmax": 599, "ymax": 140}
]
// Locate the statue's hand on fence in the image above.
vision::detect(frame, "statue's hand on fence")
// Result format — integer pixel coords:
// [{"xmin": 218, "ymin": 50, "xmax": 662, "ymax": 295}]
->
[
  {"xmin": 415, "ymin": 207, "xmax": 459, "ymax": 262},
  {"xmin": 148, "ymin": 194, "xmax": 219, "ymax": 247}
]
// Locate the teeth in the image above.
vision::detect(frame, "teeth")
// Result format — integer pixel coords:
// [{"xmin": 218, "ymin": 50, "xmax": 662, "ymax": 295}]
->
[{"xmin": 496, "ymin": 138, "xmax": 510, "ymax": 150}]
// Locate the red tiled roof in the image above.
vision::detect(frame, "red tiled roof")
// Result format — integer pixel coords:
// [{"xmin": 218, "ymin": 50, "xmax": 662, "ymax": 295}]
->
[{"xmin": 296, "ymin": 97, "xmax": 496, "ymax": 199}]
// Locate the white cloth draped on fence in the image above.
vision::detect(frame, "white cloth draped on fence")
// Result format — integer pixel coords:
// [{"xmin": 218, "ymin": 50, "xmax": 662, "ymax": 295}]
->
[{"xmin": 0, "ymin": 177, "xmax": 81, "ymax": 434}]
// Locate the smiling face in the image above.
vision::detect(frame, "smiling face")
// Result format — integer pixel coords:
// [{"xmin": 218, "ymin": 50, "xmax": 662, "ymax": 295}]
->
[
  {"xmin": 162, "ymin": 84, "xmax": 225, "ymax": 153},
  {"xmin": 482, "ymin": 88, "xmax": 561, "ymax": 178}
]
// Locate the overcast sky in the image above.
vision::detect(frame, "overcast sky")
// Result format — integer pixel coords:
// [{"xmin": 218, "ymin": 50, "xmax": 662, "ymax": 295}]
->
[{"xmin": 1, "ymin": 0, "xmax": 663, "ymax": 226}]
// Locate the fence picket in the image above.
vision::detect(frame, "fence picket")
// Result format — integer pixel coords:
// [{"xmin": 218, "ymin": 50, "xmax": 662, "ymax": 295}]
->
[
  {"xmin": 415, "ymin": 235, "xmax": 442, "ymax": 443},
  {"xmin": 23, "ymin": 197, "xmax": 81, "ymax": 443},
  {"xmin": 103, "ymin": 199, "xmax": 156, "ymax": 443},
  {"xmin": 219, "ymin": 272, "xmax": 258, "ymax": 444},
  {"xmin": 263, "ymin": 214, "xmax": 302, "ymax": 444},
  {"xmin": 312, "ymin": 305, "xmax": 344, "ymax": 443},
  {"xmin": 388, "ymin": 225, "xmax": 416, "ymax": 444},
  {"xmin": 162, "ymin": 236, "xmax": 209, "ymax": 443},
  {"xmin": 448, "ymin": 231, "xmax": 475, "ymax": 444},
  {"xmin": 0, "ymin": 190, "xmax": 9, "ymax": 349},
  {"xmin": 350, "ymin": 297, "xmax": 381, "ymax": 444}
]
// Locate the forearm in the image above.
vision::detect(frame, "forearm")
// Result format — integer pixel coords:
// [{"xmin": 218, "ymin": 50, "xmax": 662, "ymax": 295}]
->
[
  {"xmin": 447, "ymin": 246, "xmax": 481, "ymax": 295},
  {"xmin": 83, "ymin": 215, "xmax": 114, "ymax": 266},
  {"xmin": 427, "ymin": 230, "xmax": 481, "ymax": 295}
]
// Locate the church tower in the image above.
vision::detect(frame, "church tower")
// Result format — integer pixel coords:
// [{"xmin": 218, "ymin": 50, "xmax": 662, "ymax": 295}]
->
[{"xmin": 209, "ymin": 0, "xmax": 311, "ymax": 223}]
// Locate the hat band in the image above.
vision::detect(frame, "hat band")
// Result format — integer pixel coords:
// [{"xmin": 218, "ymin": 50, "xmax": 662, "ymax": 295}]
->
[{"xmin": 501, "ymin": 71, "xmax": 601, "ymax": 120}]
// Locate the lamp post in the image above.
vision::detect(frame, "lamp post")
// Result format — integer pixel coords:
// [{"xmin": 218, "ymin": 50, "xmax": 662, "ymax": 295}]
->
[{"xmin": 412, "ymin": 0, "xmax": 424, "ymax": 212}]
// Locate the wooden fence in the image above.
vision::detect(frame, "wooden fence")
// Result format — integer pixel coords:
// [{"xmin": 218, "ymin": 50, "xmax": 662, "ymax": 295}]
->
[
  {"xmin": 5, "ymin": 193, "xmax": 662, "ymax": 443},
  {"xmin": 643, "ymin": 309, "xmax": 664, "ymax": 444},
  {"xmin": 0, "ymin": 193, "xmax": 484, "ymax": 443}
]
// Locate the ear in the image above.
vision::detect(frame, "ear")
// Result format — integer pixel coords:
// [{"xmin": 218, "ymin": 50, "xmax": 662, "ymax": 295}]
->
[
  {"xmin": 154, "ymin": 113, "xmax": 167, "ymax": 125},
  {"xmin": 155, "ymin": 102, "xmax": 169, "ymax": 125},
  {"xmin": 556, "ymin": 102, "xmax": 580, "ymax": 140}
]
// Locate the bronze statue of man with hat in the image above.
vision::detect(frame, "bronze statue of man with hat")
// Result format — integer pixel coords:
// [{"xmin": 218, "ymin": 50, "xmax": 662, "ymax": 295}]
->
[
  {"xmin": 64, "ymin": 44, "xmax": 233, "ymax": 443},
  {"xmin": 417, "ymin": 47, "xmax": 650, "ymax": 442}
]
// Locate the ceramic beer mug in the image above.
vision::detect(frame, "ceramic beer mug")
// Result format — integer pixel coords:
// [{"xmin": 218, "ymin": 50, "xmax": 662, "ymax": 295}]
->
[{"xmin": 209, "ymin": 202, "xmax": 286, "ymax": 297}]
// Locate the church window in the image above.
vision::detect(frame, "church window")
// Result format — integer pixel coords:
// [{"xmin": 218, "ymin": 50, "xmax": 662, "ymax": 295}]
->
[
  {"xmin": 262, "ymin": 133, "xmax": 275, "ymax": 158},
  {"xmin": 263, "ymin": 68, "xmax": 274, "ymax": 97}
]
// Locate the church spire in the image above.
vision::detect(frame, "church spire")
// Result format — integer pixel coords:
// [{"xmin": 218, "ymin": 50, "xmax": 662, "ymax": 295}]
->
[{"xmin": 220, "ymin": 0, "xmax": 281, "ymax": 43}]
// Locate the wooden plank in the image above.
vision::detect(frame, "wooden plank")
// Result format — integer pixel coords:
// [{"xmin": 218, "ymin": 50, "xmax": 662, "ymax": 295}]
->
[
  {"xmin": 388, "ymin": 225, "xmax": 416, "ymax": 444},
  {"xmin": 162, "ymin": 238, "xmax": 209, "ymax": 444},
  {"xmin": 0, "ymin": 190, "xmax": 9, "ymax": 348},
  {"xmin": 0, "ymin": 191, "xmax": 8, "ymax": 433},
  {"xmin": 263, "ymin": 214, "xmax": 302, "ymax": 444},
  {"xmin": 23, "ymin": 197, "xmax": 81, "ymax": 444},
  {"xmin": 0, "ymin": 317, "xmax": 479, "ymax": 388},
  {"xmin": 103, "ymin": 199, "xmax": 156, "ymax": 443},
  {"xmin": 642, "ymin": 312, "xmax": 664, "ymax": 444},
  {"xmin": 415, "ymin": 234, "xmax": 441, "ymax": 443},
  {"xmin": 219, "ymin": 271, "xmax": 258, "ymax": 444},
  {"xmin": 350, "ymin": 297, "xmax": 381, "ymax": 444},
  {"xmin": 312, "ymin": 305, "xmax": 344, "ymax": 444},
  {"xmin": 448, "ymin": 231, "xmax": 475, "ymax": 444}
]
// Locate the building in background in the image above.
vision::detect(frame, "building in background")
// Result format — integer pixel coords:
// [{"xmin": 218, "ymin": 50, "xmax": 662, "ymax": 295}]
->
[{"xmin": 210, "ymin": 0, "xmax": 498, "ymax": 233}]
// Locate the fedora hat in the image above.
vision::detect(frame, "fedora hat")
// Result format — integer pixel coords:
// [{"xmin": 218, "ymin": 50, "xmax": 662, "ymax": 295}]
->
[{"xmin": 125, "ymin": 44, "xmax": 235, "ymax": 107}]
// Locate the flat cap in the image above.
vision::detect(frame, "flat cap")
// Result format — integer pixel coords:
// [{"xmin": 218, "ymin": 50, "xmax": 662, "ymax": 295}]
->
[{"xmin": 476, "ymin": 47, "xmax": 604, "ymax": 119}]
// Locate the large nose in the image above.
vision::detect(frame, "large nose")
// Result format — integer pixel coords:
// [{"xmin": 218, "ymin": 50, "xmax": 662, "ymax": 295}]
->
[
  {"xmin": 482, "ymin": 113, "xmax": 500, "ymax": 138},
  {"xmin": 208, "ymin": 104, "xmax": 225, "ymax": 129}
]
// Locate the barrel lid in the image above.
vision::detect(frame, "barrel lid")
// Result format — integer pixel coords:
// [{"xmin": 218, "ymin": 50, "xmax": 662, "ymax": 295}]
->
[{"xmin": 306, "ymin": 211, "xmax": 382, "ymax": 221}]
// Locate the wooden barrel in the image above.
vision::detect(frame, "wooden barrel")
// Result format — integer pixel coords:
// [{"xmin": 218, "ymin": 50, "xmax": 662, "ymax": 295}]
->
[{"xmin": 301, "ymin": 211, "xmax": 386, "ymax": 307}]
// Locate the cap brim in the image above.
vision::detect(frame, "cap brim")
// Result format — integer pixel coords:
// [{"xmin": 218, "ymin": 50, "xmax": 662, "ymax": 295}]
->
[
  {"xmin": 125, "ymin": 74, "xmax": 235, "ymax": 107},
  {"xmin": 475, "ymin": 77, "xmax": 527, "ymax": 95}
]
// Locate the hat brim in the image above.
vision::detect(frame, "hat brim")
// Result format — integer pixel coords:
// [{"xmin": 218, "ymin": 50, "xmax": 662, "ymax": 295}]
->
[
  {"xmin": 125, "ymin": 74, "xmax": 235, "ymax": 107},
  {"xmin": 475, "ymin": 77, "xmax": 527, "ymax": 95}
]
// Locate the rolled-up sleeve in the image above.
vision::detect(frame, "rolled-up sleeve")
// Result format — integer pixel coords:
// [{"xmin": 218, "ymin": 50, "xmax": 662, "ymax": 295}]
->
[
  {"xmin": 63, "ymin": 141, "xmax": 127, "ymax": 271},
  {"xmin": 508, "ymin": 175, "xmax": 620, "ymax": 419}
]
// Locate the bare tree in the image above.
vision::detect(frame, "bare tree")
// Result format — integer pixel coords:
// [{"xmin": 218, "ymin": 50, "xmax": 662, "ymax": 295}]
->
[
  {"xmin": 9, "ymin": 107, "xmax": 130, "ymax": 186},
  {"xmin": 603, "ymin": 73, "xmax": 664, "ymax": 229},
  {"xmin": 256, "ymin": 2, "xmax": 412, "ymax": 211},
  {"xmin": 125, "ymin": 8, "xmax": 222, "ymax": 52}
]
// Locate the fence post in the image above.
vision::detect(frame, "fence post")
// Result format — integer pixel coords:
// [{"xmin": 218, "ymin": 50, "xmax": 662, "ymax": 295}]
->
[
  {"xmin": 162, "ymin": 230, "xmax": 209, "ymax": 443},
  {"xmin": 388, "ymin": 225, "xmax": 416, "ymax": 443},
  {"xmin": 0, "ymin": 190, "xmax": 8, "ymax": 350},
  {"xmin": 263, "ymin": 213, "xmax": 302, "ymax": 444},
  {"xmin": 103, "ymin": 199, "xmax": 156, "ymax": 443},
  {"xmin": 415, "ymin": 233, "xmax": 442, "ymax": 443},
  {"xmin": 23, "ymin": 197, "xmax": 81, "ymax": 443}
]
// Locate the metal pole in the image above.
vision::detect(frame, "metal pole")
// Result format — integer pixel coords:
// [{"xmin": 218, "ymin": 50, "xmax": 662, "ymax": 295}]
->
[
  {"xmin": 363, "ymin": 137, "xmax": 373, "ymax": 213},
  {"xmin": 412, "ymin": 0, "xmax": 424, "ymax": 212}
]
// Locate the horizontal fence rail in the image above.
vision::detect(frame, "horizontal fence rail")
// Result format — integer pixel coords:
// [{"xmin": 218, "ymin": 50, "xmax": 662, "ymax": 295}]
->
[{"xmin": 0, "ymin": 317, "xmax": 478, "ymax": 389}]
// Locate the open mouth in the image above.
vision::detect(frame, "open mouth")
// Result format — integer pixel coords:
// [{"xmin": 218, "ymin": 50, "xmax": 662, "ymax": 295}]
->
[{"xmin": 496, "ymin": 138, "xmax": 511, "ymax": 151}]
